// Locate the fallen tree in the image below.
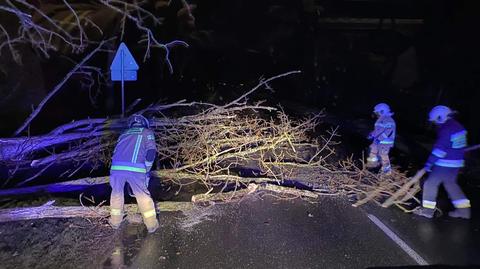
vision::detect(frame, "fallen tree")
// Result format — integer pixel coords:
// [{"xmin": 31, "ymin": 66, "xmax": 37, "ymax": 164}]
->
[
  {"xmin": 0, "ymin": 1, "xmax": 433, "ymax": 222},
  {"xmin": 0, "ymin": 200, "xmax": 193, "ymax": 223},
  {"xmin": 0, "ymin": 69, "xmax": 433, "ymax": 216},
  {"xmin": 0, "ymin": 169, "xmax": 426, "ymax": 223},
  {"xmin": 0, "ymin": 161, "xmax": 424, "ymax": 213},
  {"xmin": 0, "ymin": 183, "xmax": 324, "ymax": 223},
  {"xmin": 1, "ymin": 71, "xmax": 340, "ymax": 188}
]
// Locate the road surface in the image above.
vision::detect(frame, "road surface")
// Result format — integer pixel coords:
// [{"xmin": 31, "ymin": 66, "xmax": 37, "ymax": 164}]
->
[{"xmin": 102, "ymin": 195, "xmax": 479, "ymax": 269}]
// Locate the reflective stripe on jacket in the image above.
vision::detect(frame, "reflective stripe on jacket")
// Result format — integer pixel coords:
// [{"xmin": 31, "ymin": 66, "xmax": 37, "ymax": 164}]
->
[
  {"xmin": 111, "ymin": 127, "xmax": 157, "ymax": 173},
  {"xmin": 372, "ymin": 116, "xmax": 396, "ymax": 145},
  {"xmin": 427, "ymin": 119, "xmax": 467, "ymax": 168}
]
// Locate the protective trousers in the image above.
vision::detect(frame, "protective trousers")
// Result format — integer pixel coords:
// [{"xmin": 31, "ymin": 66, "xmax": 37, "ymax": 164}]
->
[
  {"xmin": 422, "ymin": 166, "xmax": 471, "ymax": 209},
  {"xmin": 367, "ymin": 143, "xmax": 392, "ymax": 172},
  {"xmin": 109, "ymin": 171, "xmax": 158, "ymax": 231}
]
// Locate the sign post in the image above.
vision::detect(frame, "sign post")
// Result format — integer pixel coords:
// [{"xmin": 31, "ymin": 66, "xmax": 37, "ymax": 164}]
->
[{"xmin": 110, "ymin": 42, "xmax": 139, "ymax": 117}]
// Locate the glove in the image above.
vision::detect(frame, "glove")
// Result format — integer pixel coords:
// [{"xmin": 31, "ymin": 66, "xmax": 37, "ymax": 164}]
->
[
  {"xmin": 145, "ymin": 160, "xmax": 153, "ymax": 188},
  {"xmin": 145, "ymin": 161, "xmax": 153, "ymax": 172},
  {"xmin": 424, "ymin": 162, "xmax": 433, "ymax": 172},
  {"xmin": 145, "ymin": 172, "xmax": 151, "ymax": 189}
]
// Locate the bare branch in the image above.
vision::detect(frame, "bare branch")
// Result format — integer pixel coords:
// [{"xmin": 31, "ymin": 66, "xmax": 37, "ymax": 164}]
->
[{"xmin": 13, "ymin": 38, "xmax": 114, "ymax": 136}]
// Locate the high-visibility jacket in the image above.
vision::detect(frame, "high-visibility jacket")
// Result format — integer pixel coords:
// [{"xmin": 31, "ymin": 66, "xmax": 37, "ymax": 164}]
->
[
  {"xmin": 371, "ymin": 115, "xmax": 396, "ymax": 145},
  {"xmin": 426, "ymin": 119, "xmax": 467, "ymax": 168},
  {"xmin": 110, "ymin": 127, "xmax": 157, "ymax": 173}
]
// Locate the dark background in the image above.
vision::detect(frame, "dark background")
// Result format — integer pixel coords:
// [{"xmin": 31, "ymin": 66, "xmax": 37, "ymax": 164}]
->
[
  {"xmin": 1, "ymin": 3, "xmax": 479, "ymax": 265},
  {"xmin": 1, "ymin": 0, "xmax": 479, "ymax": 162}
]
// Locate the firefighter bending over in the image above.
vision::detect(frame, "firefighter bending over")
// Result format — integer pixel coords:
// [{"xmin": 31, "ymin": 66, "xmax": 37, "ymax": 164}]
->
[{"xmin": 109, "ymin": 114, "xmax": 159, "ymax": 232}]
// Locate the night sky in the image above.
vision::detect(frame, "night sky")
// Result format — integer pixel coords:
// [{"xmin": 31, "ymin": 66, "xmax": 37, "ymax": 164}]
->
[{"xmin": 0, "ymin": 0, "xmax": 479, "ymax": 139}]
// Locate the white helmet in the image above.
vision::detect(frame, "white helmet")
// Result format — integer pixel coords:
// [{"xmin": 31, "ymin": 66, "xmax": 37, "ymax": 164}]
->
[
  {"xmin": 373, "ymin": 103, "xmax": 393, "ymax": 116},
  {"xmin": 428, "ymin": 105, "xmax": 453, "ymax": 124}
]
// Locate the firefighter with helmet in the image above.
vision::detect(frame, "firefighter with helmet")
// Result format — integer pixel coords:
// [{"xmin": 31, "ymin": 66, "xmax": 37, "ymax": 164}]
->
[
  {"xmin": 414, "ymin": 105, "xmax": 471, "ymax": 219},
  {"xmin": 109, "ymin": 114, "xmax": 159, "ymax": 232},
  {"xmin": 367, "ymin": 103, "xmax": 396, "ymax": 174}
]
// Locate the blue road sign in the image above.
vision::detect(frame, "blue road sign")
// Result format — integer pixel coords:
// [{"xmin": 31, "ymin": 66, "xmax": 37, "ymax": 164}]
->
[
  {"xmin": 110, "ymin": 42, "xmax": 139, "ymax": 81},
  {"xmin": 110, "ymin": 42, "xmax": 139, "ymax": 117}
]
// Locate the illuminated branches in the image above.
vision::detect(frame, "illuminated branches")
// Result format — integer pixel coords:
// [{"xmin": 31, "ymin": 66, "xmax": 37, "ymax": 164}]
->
[
  {"xmin": 2, "ymin": 72, "xmax": 340, "ymax": 189},
  {"xmin": 0, "ymin": 0, "xmax": 189, "ymax": 67},
  {"xmin": 0, "ymin": 69, "xmax": 420, "ymax": 209},
  {"xmin": 0, "ymin": 0, "xmax": 87, "ymax": 61}
]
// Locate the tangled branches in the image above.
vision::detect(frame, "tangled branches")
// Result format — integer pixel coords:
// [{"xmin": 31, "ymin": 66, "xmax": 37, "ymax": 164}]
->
[
  {"xmin": 315, "ymin": 158, "xmax": 422, "ymax": 211},
  {"xmin": 0, "ymin": 67, "xmax": 423, "ymax": 209},
  {"xmin": 0, "ymin": 71, "xmax": 342, "ymax": 189},
  {"xmin": 0, "ymin": 0, "xmax": 189, "ymax": 63},
  {"xmin": 0, "ymin": 104, "xmax": 423, "ymax": 209},
  {"xmin": 1, "ymin": 0, "xmax": 98, "ymax": 60},
  {"xmin": 154, "ymin": 103, "xmax": 336, "ymax": 188}
]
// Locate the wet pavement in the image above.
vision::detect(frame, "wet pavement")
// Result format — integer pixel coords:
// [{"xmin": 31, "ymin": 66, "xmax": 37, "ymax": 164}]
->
[
  {"xmin": 102, "ymin": 195, "xmax": 455, "ymax": 269},
  {"xmin": 366, "ymin": 203, "xmax": 480, "ymax": 267},
  {"xmin": 98, "ymin": 102, "xmax": 480, "ymax": 269}
]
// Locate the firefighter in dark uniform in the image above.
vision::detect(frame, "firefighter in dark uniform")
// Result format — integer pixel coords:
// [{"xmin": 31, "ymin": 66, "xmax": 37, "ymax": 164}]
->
[
  {"xmin": 109, "ymin": 114, "xmax": 159, "ymax": 232},
  {"xmin": 414, "ymin": 106, "xmax": 471, "ymax": 219}
]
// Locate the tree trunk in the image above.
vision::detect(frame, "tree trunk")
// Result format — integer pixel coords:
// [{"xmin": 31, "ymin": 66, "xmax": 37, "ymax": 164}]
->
[{"xmin": 0, "ymin": 201, "xmax": 193, "ymax": 223}]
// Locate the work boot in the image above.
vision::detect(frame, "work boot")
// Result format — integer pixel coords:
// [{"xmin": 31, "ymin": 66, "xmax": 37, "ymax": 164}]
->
[
  {"xmin": 448, "ymin": 208, "xmax": 471, "ymax": 220},
  {"xmin": 413, "ymin": 207, "xmax": 435, "ymax": 219},
  {"xmin": 144, "ymin": 216, "xmax": 159, "ymax": 233}
]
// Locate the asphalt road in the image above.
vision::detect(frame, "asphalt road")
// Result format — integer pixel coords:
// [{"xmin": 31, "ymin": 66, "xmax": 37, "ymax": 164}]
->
[
  {"xmin": 99, "ymin": 100, "xmax": 480, "ymax": 269},
  {"xmin": 366, "ymin": 203, "xmax": 480, "ymax": 267},
  {"xmin": 102, "ymin": 195, "xmax": 458, "ymax": 269}
]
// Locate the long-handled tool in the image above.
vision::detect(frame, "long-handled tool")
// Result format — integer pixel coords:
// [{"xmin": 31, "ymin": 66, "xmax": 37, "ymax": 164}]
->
[{"xmin": 381, "ymin": 144, "xmax": 480, "ymax": 208}]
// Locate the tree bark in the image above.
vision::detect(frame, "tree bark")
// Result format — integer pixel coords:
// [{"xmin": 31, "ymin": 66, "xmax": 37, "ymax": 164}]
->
[{"xmin": 0, "ymin": 201, "xmax": 193, "ymax": 223}]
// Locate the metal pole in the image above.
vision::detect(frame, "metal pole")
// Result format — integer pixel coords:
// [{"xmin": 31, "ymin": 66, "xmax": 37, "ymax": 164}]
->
[{"xmin": 121, "ymin": 50, "xmax": 125, "ymax": 118}]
